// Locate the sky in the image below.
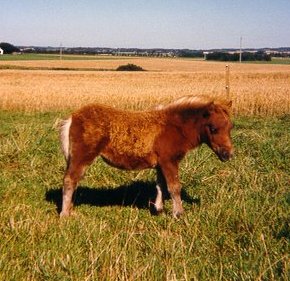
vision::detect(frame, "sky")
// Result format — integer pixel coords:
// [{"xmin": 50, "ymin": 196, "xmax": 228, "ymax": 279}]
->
[{"xmin": 1, "ymin": 0, "xmax": 290, "ymax": 49}]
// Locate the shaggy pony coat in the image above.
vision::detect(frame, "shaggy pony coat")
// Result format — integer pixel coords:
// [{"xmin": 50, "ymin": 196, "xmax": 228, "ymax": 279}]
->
[{"xmin": 59, "ymin": 95, "xmax": 233, "ymax": 217}]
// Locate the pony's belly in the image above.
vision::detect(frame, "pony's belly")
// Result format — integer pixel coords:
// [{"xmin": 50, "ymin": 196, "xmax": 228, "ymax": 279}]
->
[{"xmin": 100, "ymin": 152, "xmax": 157, "ymax": 170}]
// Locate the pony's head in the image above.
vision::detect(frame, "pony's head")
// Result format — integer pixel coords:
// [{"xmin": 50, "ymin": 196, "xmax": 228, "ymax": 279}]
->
[
  {"xmin": 201, "ymin": 100, "xmax": 234, "ymax": 161},
  {"xmin": 162, "ymin": 95, "xmax": 234, "ymax": 161}
]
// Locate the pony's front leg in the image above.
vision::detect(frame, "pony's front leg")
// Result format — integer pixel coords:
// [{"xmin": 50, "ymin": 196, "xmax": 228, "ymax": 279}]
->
[
  {"xmin": 154, "ymin": 167, "xmax": 167, "ymax": 213},
  {"xmin": 159, "ymin": 162, "xmax": 183, "ymax": 218}
]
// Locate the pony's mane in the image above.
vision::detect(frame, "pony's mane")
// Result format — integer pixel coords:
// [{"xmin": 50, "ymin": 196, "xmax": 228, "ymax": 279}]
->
[
  {"xmin": 158, "ymin": 95, "xmax": 231, "ymax": 115},
  {"xmin": 166, "ymin": 95, "xmax": 212, "ymax": 109}
]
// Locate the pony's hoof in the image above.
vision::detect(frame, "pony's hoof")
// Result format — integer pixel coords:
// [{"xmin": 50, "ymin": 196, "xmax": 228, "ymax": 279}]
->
[
  {"xmin": 59, "ymin": 211, "xmax": 70, "ymax": 218},
  {"xmin": 149, "ymin": 200, "xmax": 163, "ymax": 216},
  {"xmin": 155, "ymin": 208, "xmax": 163, "ymax": 215},
  {"xmin": 150, "ymin": 209, "xmax": 163, "ymax": 216}
]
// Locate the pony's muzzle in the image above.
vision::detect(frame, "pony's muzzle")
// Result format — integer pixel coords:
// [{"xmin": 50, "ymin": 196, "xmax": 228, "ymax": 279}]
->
[{"xmin": 217, "ymin": 147, "xmax": 234, "ymax": 162}]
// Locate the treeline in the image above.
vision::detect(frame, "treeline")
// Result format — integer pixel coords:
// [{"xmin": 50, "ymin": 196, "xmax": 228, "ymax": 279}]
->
[
  {"xmin": 177, "ymin": 50, "xmax": 204, "ymax": 58},
  {"xmin": 206, "ymin": 51, "xmax": 271, "ymax": 61}
]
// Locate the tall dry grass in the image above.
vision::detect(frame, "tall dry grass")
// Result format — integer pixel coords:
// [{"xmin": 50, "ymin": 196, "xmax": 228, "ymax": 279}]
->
[{"xmin": 0, "ymin": 58, "xmax": 290, "ymax": 115}]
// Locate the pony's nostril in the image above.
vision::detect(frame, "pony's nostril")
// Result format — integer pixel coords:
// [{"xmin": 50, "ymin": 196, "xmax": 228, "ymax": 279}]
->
[
  {"xmin": 222, "ymin": 151, "xmax": 229, "ymax": 159},
  {"xmin": 218, "ymin": 149, "xmax": 232, "ymax": 161}
]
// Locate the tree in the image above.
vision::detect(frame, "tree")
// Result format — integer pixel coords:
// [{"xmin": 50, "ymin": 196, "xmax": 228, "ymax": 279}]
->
[{"xmin": 0, "ymin": 42, "xmax": 20, "ymax": 54}]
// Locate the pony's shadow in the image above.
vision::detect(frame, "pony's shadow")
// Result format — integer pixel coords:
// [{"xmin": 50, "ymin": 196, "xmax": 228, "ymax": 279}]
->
[{"xmin": 45, "ymin": 181, "xmax": 200, "ymax": 215}]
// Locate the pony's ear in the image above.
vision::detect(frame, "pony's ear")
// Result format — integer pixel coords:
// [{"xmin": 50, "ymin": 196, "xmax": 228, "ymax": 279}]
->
[
  {"xmin": 227, "ymin": 100, "xmax": 233, "ymax": 108},
  {"xmin": 220, "ymin": 99, "xmax": 232, "ymax": 108}
]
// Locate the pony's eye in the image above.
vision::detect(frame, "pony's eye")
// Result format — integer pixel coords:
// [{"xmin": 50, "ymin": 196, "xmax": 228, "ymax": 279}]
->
[{"xmin": 208, "ymin": 125, "xmax": 218, "ymax": 134}]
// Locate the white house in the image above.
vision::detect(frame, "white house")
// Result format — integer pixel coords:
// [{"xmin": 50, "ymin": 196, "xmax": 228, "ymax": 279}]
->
[{"xmin": 0, "ymin": 48, "xmax": 3, "ymax": 55}]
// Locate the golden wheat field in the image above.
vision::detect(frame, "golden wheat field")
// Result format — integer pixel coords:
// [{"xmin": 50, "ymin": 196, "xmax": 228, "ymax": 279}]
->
[{"xmin": 1, "ymin": 57, "xmax": 290, "ymax": 115}]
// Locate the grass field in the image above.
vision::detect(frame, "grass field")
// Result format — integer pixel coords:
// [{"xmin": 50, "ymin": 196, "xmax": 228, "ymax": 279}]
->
[
  {"xmin": 0, "ymin": 111, "xmax": 289, "ymax": 280},
  {"xmin": 1, "ymin": 53, "xmax": 290, "ymax": 64},
  {"xmin": 266, "ymin": 57, "xmax": 290, "ymax": 65},
  {"xmin": 0, "ymin": 56, "xmax": 289, "ymax": 280},
  {"xmin": 0, "ymin": 53, "xmax": 124, "ymax": 61}
]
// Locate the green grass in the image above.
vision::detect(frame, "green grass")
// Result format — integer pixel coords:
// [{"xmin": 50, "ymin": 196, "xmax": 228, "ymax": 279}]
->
[
  {"xmin": 1, "ymin": 54, "xmax": 290, "ymax": 65},
  {"xmin": 241, "ymin": 57, "xmax": 290, "ymax": 65},
  {"xmin": 271, "ymin": 57, "xmax": 290, "ymax": 65},
  {"xmin": 0, "ymin": 64, "xmax": 115, "ymax": 71},
  {"xmin": 0, "ymin": 53, "xmax": 126, "ymax": 61},
  {"xmin": 0, "ymin": 111, "xmax": 289, "ymax": 280}
]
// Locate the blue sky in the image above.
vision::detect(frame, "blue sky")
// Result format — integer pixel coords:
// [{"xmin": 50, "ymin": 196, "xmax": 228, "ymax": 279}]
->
[{"xmin": 1, "ymin": 0, "xmax": 290, "ymax": 49}]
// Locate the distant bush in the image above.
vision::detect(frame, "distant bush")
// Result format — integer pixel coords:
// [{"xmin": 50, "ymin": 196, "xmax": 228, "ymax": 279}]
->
[
  {"xmin": 116, "ymin": 64, "xmax": 145, "ymax": 71},
  {"xmin": 206, "ymin": 51, "xmax": 271, "ymax": 62},
  {"xmin": 0, "ymin": 42, "xmax": 20, "ymax": 54}
]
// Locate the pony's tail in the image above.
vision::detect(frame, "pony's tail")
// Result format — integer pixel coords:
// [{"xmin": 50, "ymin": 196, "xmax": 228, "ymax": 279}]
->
[{"xmin": 59, "ymin": 117, "xmax": 72, "ymax": 163}]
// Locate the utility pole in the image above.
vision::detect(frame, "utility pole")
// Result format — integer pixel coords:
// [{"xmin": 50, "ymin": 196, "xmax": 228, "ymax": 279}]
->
[
  {"xmin": 59, "ymin": 43, "xmax": 63, "ymax": 60},
  {"xmin": 239, "ymin": 36, "xmax": 242, "ymax": 63}
]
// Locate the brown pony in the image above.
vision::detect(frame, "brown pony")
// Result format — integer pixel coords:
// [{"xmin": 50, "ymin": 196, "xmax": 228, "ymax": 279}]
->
[{"xmin": 59, "ymin": 95, "xmax": 234, "ymax": 218}]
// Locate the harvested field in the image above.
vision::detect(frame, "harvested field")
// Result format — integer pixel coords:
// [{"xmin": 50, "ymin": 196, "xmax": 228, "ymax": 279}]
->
[{"xmin": 0, "ymin": 58, "xmax": 290, "ymax": 115}]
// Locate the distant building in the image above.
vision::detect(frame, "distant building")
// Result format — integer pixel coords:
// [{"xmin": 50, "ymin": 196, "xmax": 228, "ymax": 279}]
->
[{"xmin": 0, "ymin": 48, "xmax": 3, "ymax": 55}]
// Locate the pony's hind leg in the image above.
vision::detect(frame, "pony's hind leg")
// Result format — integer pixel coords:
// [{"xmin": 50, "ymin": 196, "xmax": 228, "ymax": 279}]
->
[
  {"xmin": 60, "ymin": 161, "xmax": 88, "ymax": 217},
  {"xmin": 60, "ymin": 145, "xmax": 96, "ymax": 217},
  {"xmin": 155, "ymin": 185, "xmax": 163, "ymax": 213},
  {"xmin": 60, "ymin": 130, "xmax": 107, "ymax": 217}
]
